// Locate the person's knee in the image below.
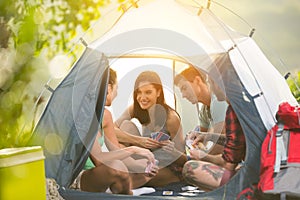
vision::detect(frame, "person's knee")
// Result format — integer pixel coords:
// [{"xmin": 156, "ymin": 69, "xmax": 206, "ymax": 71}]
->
[
  {"xmin": 108, "ymin": 160, "xmax": 130, "ymax": 180},
  {"xmin": 114, "ymin": 168, "xmax": 130, "ymax": 183},
  {"xmin": 182, "ymin": 160, "xmax": 195, "ymax": 180},
  {"xmin": 108, "ymin": 160, "xmax": 132, "ymax": 194},
  {"xmin": 119, "ymin": 119, "xmax": 141, "ymax": 136},
  {"xmin": 109, "ymin": 160, "xmax": 127, "ymax": 172}
]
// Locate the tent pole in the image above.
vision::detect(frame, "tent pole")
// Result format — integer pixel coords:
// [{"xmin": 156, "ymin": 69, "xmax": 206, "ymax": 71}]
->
[
  {"xmin": 79, "ymin": 37, "xmax": 88, "ymax": 47},
  {"xmin": 249, "ymin": 28, "xmax": 256, "ymax": 37},
  {"xmin": 197, "ymin": 7, "xmax": 203, "ymax": 16},
  {"xmin": 107, "ymin": 54, "xmax": 188, "ymax": 64},
  {"xmin": 172, "ymin": 59, "xmax": 177, "ymax": 110},
  {"xmin": 130, "ymin": 0, "xmax": 138, "ymax": 8},
  {"xmin": 207, "ymin": 0, "xmax": 211, "ymax": 9},
  {"xmin": 195, "ymin": 0, "xmax": 212, "ymax": 16}
]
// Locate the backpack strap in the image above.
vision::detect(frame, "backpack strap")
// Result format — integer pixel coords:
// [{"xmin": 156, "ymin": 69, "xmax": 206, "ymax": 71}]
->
[{"xmin": 275, "ymin": 123, "xmax": 288, "ymax": 173}]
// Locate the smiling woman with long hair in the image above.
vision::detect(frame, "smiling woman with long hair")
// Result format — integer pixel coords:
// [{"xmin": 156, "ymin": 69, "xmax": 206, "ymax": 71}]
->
[
  {"xmin": 71, "ymin": 69, "xmax": 159, "ymax": 194},
  {"xmin": 114, "ymin": 71, "xmax": 187, "ymax": 187}
]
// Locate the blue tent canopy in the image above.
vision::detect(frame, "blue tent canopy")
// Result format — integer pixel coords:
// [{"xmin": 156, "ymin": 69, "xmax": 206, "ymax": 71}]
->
[{"xmin": 29, "ymin": 48, "xmax": 109, "ymax": 187}]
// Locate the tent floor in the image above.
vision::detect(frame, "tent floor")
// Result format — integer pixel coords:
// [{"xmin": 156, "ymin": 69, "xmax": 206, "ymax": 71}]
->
[{"xmin": 60, "ymin": 182, "xmax": 212, "ymax": 200}]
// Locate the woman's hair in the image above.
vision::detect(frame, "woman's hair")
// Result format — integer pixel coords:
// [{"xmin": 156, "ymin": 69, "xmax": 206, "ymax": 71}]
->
[
  {"xmin": 109, "ymin": 68, "xmax": 117, "ymax": 86},
  {"xmin": 132, "ymin": 71, "xmax": 170, "ymax": 124}
]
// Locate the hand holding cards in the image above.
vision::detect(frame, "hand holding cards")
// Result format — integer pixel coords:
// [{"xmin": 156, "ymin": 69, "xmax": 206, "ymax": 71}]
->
[
  {"xmin": 185, "ymin": 131, "xmax": 214, "ymax": 155},
  {"xmin": 151, "ymin": 131, "xmax": 170, "ymax": 142},
  {"xmin": 145, "ymin": 159, "xmax": 159, "ymax": 175}
]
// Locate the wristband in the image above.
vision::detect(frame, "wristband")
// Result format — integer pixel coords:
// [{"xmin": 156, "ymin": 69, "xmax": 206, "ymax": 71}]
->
[{"xmin": 187, "ymin": 155, "xmax": 191, "ymax": 161}]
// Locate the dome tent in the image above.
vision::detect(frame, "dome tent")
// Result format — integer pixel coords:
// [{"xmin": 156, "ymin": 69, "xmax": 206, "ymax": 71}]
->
[{"xmin": 29, "ymin": 0, "xmax": 298, "ymax": 199}]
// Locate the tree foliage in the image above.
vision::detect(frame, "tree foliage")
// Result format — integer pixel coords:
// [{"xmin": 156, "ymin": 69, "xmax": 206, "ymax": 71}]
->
[
  {"xmin": 0, "ymin": 0, "xmax": 110, "ymax": 149},
  {"xmin": 287, "ymin": 71, "xmax": 300, "ymax": 103}
]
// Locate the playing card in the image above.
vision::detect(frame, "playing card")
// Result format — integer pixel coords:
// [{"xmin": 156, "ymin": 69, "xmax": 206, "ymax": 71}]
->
[
  {"xmin": 145, "ymin": 159, "xmax": 159, "ymax": 173},
  {"xmin": 150, "ymin": 132, "xmax": 158, "ymax": 140},
  {"xmin": 185, "ymin": 139, "xmax": 194, "ymax": 150},
  {"xmin": 151, "ymin": 132, "xmax": 170, "ymax": 141}
]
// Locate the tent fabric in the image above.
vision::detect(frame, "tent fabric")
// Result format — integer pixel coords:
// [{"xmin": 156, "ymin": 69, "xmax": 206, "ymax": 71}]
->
[
  {"xmin": 90, "ymin": 0, "xmax": 297, "ymax": 130},
  {"xmin": 90, "ymin": 0, "xmax": 246, "ymax": 57},
  {"xmin": 29, "ymin": 48, "xmax": 109, "ymax": 187},
  {"xmin": 29, "ymin": 0, "xmax": 298, "ymax": 199},
  {"xmin": 227, "ymin": 38, "xmax": 298, "ymax": 130},
  {"xmin": 59, "ymin": 188, "xmax": 214, "ymax": 200},
  {"xmin": 204, "ymin": 53, "xmax": 267, "ymax": 198},
  {"xmin": 90, "ymin": 0, "xmax": 226, "ymax": 54}
]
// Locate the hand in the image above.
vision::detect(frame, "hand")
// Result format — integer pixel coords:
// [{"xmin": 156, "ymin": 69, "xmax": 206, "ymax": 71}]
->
[
  {"xmin": 192, "ymin": 134, "xmax": 208, "ymax": 148},
  {"xmin": 145, "ymin": 160, "xmax": 159, "ymax": 177},
  {"xmin": 189, "ymin": 148, "xmax": 207, "ymax": 160},
  {"xmin": 186, "ymin": 131, "xmax": 206, "ymax": 149},
  {"xmin": 132, "ymin": 146, "xmax": 156, "ymax": 163},
  {"xmin": 139, "ymin": 137, "xmax": 162, "ymax": 150},
  {"xmin": 160, "ymin": 140, "xmax": 175, "ymax": 153},
  {"xmin": 185, "ymin": 131, "xmax": 199, "ymax": 141}
]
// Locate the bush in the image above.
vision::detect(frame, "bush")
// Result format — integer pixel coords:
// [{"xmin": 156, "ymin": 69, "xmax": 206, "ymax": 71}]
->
[{"xmin": 287, "ymin": 71, "xmax": 300, "ymax": 103}]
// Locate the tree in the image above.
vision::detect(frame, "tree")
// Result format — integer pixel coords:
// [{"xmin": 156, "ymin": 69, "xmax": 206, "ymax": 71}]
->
[
  {"xmin": 0, "ymin": 0, "xmax": 111, "ymax": 149},
  {"xmin": 287, "ymin": 71, "xmax": 300, "ymax": 103}
]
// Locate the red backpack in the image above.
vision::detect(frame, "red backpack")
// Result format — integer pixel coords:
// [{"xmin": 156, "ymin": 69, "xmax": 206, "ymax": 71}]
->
[{"xmin": 258, "ymin": 102, "xmax": 300, "ymax": 199}]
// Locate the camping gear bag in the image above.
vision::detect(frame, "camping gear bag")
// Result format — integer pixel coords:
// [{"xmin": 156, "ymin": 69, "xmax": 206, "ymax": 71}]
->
[{"xmin": 258, "ymin": 102, "xmax": 300, "ymax": 199}]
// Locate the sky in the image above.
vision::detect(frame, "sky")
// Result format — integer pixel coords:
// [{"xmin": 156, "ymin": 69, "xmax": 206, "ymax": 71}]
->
[{"xmin": 212, "ymin": 0, "xmax": 300, "ymax": 74}]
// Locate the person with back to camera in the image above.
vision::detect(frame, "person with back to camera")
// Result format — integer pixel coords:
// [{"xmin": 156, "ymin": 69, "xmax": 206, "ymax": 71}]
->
[
  {"xmin": 174, "ymin": 66, "xmax": 228, "ymax": 155},
  {"xmin": 71, "ymin": 68, "xmax": 159, "ymax": 195},
  {"xmin": 114, "ymin": 71, "xmax": 188, "ymax": 187}
]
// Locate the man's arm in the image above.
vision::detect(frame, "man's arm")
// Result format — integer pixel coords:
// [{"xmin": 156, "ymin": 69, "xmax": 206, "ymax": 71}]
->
[
  {"xmin": 212, "ymin": 121, "xmax": 225, "ymax": 135},
  {"xmin": 207, "ymin": 133, "xmax": 226, "ymax": 146},
  {"xmin": 192, "ymin": 132, "xmax": 226, "ymax": 147}
]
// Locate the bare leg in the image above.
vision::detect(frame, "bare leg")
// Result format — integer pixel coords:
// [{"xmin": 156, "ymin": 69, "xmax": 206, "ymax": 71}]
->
[
  {"xmin": 119, "ymin": 120, "xmax": 141, "ymax": 136},
  {"xmin": 182, "ymin": 160, "xmax": 224, "ymax": 191},
  {"xmin": 144, "ymin": 167, "xmax": 180, "ymax": 187},
  {"xmin": 80, "ymin": 160, "xmax": 132, "ymax": 195},
  {"xmin": 129, "ymin": 173, "xmax": 153, "ymax": 189}
]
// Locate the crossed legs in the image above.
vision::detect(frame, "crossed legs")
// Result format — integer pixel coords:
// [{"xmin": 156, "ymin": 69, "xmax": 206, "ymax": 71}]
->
[
  {"xmin": 80, "ymin": 160, "xmax": 132, "ymax": 195},
  {"xmin": 182, "ymin": 160, "xmax": 225, "ymax": 191}
]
